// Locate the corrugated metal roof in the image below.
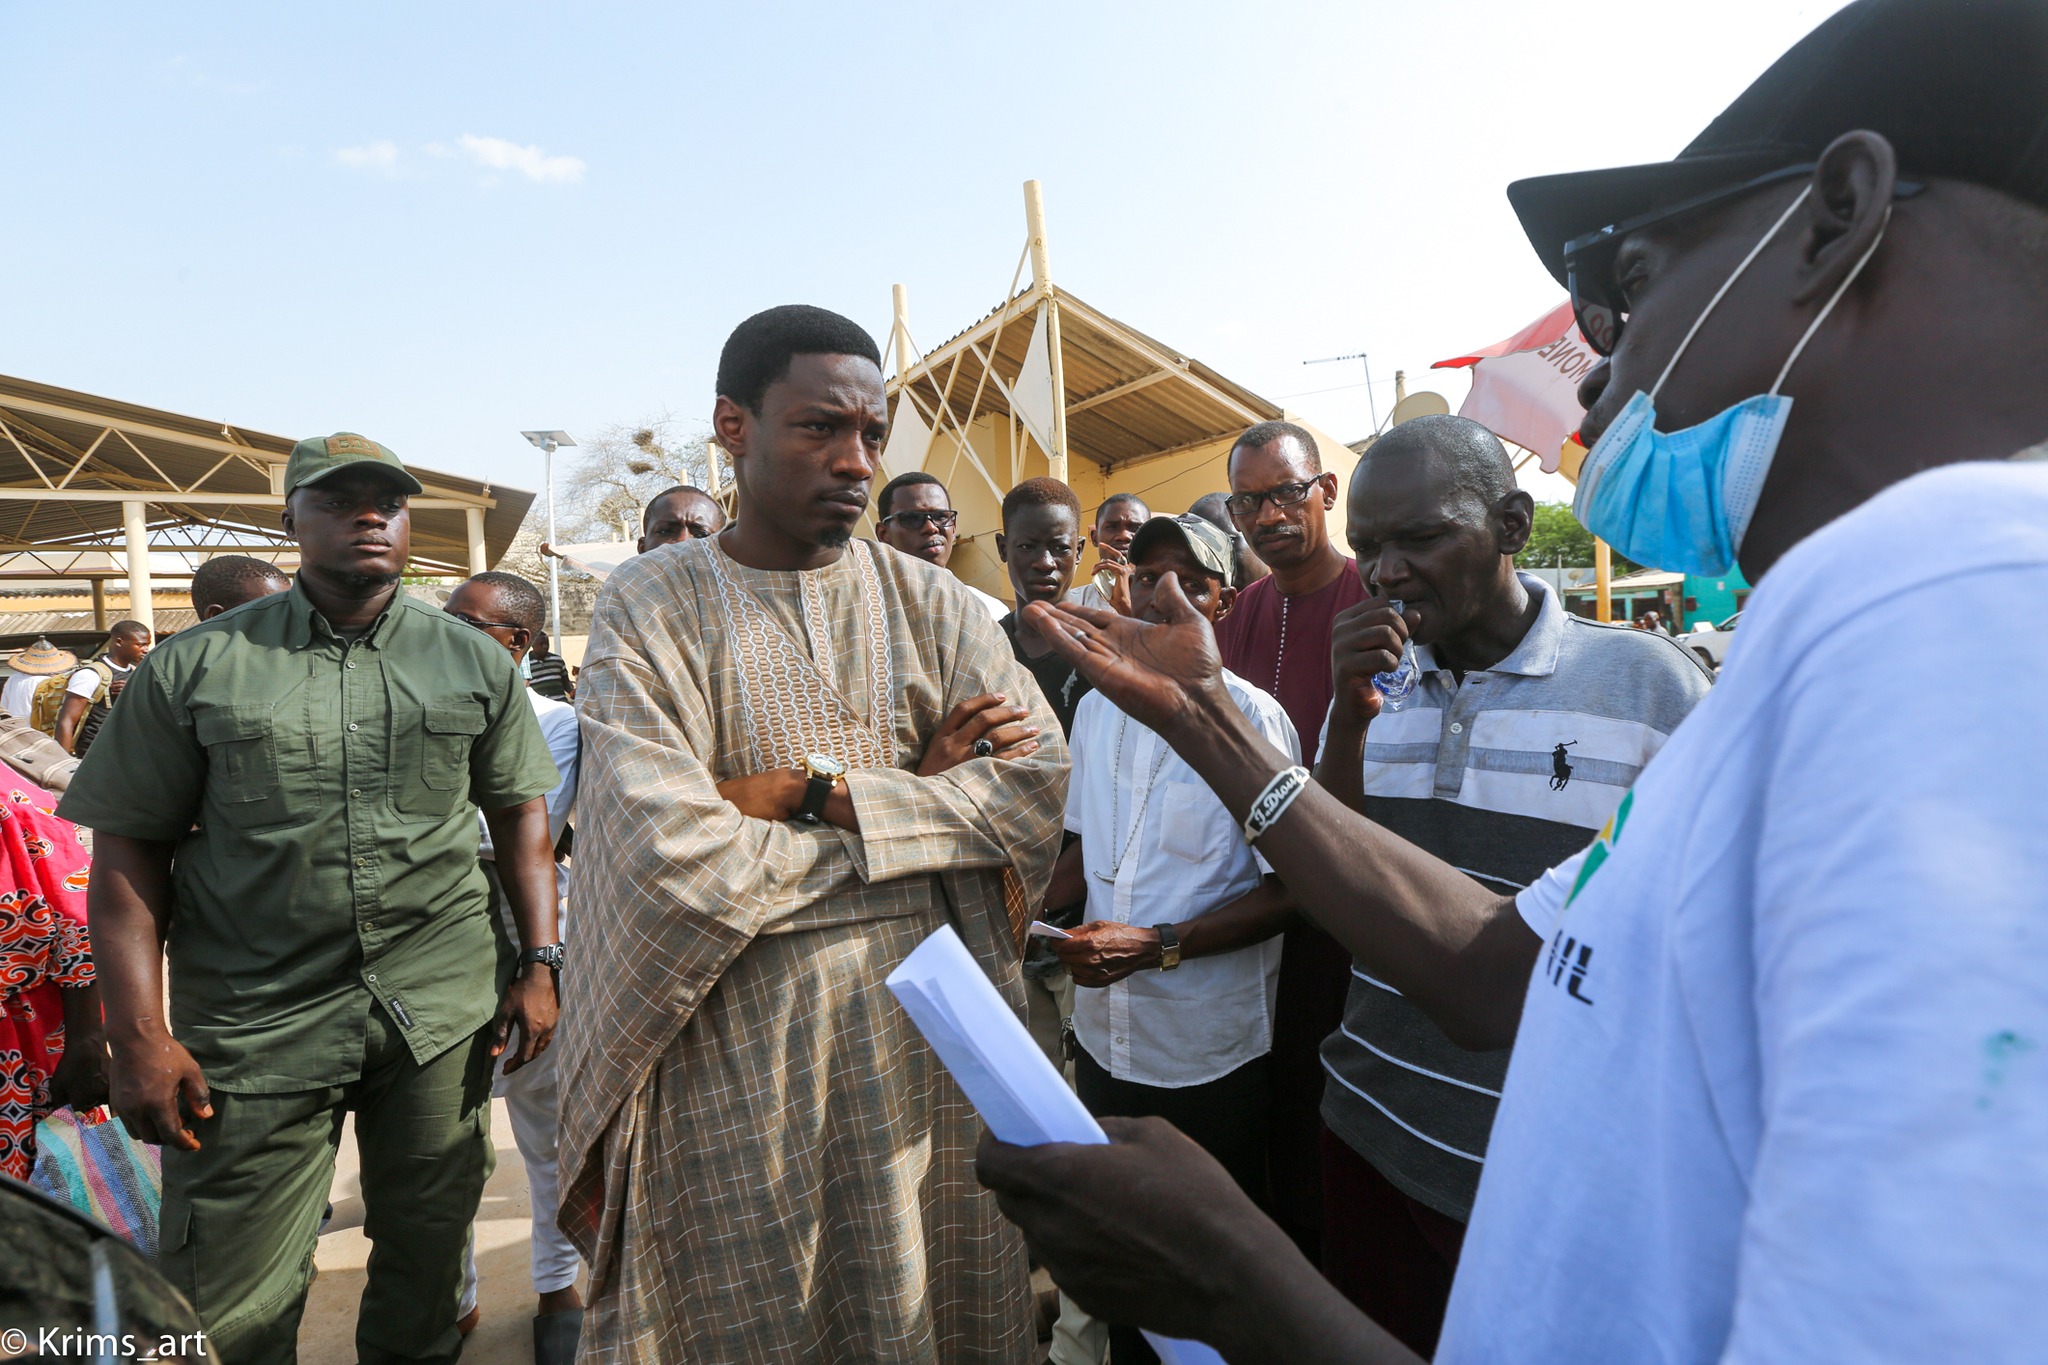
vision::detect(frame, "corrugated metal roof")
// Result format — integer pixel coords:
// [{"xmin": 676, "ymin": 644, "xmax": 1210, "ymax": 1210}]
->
[
  {"xmin": 0, "ymin": 374, "xmax": 533, "ymax": 575},
  {"xmin": 0, "ymin": 608, "xmax": 201, "ymax": 640},
  {"xmin": 888, "ymin": 286, "xmax": 1280, "ymax": 474}
]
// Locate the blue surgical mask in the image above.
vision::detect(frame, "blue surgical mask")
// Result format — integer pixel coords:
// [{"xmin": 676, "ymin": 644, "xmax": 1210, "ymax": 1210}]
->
[{"xmin": 1574, "ymin": 187, "xmax": 1889, "ymax": 576}]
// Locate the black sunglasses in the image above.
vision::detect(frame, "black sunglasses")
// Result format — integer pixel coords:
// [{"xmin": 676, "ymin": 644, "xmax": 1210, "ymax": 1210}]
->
[
  {"xmin": 881, "ymin": 509, "xmax": 959, "ymax": 531},
  {"xmin": 1563, "ymin": 163, "xmax": 1922, "ymax": 357},
  {"xmin": 1225, "ymin": 478, "xmax": 1325, "ymax": 521}
]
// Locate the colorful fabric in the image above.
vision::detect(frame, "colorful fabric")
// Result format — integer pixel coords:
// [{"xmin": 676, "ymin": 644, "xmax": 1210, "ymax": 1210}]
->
[
  {"xmin": 558, "ymin": 535, "xmax": 1068, "ymax": 1364},
  {"xmin": 28, "ymin": 1107, "xmax": 162, "ymax": 1254},
  {"xmin": 0, "ymin": 778, "xmax": 95, "ymax": 1181}
]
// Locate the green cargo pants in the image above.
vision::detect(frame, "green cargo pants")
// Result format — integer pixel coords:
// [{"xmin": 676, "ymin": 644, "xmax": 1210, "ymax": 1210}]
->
[{"xmin": 157, "ymin": 1007, "xmax": 497, "ymax": 1365}]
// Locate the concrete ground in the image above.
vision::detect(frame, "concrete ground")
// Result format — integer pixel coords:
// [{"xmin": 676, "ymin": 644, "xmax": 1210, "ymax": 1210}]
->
[{"xmin": 298, "ymin": 1100, "xmax": 566, "ymax": 1365}]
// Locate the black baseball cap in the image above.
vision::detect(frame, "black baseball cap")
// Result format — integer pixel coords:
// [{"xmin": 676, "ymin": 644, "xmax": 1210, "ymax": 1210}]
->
[{"xmin": 1508, "ymin": 0, "xmax": 2048, "ymax": 289}]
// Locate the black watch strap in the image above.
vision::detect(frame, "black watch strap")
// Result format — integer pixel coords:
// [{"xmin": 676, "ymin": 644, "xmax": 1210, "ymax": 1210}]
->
[
  {"xmin": 518, "ymin": 944, "xmax": 565, "ymax": 972},
  {"xmin": 795, "ymin": 774, "xmax": 833, "ymax": 824}
]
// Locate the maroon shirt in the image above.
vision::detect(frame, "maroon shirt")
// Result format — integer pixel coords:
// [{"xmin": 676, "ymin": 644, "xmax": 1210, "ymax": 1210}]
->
[{"xmin": 1214, "ymin": 560, "xmax": 1369, "ymax": 770}]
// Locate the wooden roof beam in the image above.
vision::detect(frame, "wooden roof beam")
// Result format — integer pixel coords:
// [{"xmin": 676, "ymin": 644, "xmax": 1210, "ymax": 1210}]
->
[{"xmin": 1067, "ymin": 367, "xmax": 1176, "ymax": 416}]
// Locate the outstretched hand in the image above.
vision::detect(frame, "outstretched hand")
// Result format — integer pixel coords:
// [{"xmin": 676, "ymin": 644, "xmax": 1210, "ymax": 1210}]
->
[{"xmin": 1019, "ymin": 572, "xmax": 1229, "ymax": 738}]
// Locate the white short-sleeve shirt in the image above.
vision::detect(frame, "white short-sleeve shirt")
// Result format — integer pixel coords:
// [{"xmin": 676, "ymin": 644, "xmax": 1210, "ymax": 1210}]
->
[
  {"xmin": 1441, "ymin": 457, "xmax": 2048, "ymax": 1364},
  {"xmin": 1064, "ymin": 670, "xmax": 1300, "ymax": 1088}
]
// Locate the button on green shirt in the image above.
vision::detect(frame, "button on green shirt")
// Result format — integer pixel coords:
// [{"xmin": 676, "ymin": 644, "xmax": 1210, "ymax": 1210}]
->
[{"xmin": 58, "ymin": 580, "xmax": 562, "ymax": 1092}]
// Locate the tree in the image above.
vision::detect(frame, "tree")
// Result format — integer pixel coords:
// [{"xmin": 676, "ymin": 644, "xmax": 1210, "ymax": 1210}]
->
[
  {"xmin": 553, "ymin": 414, "xmax": 729, "ymax": 544},
  {"xmin": 1517, "ymin": 501, "xmax": 1638, "ymax": 574}
]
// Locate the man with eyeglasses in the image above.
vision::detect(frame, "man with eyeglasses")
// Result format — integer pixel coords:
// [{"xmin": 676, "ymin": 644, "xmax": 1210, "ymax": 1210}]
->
[
  {"xmin": 60, "ymin": 434, "xmax": 564, "ymax": 1365},
  {"xmin": 875, "ymin": 470, "xmax": 1008, "ymax": 618},
  {"xmin": 974, "ymin": 1, "xmax": 2048, "ymax": 1361},
  {"xmin": 1212, "ymin": 419, "xmax": 1370, "ymax": 1266},
  {"xmin": 443, "ymin": 571, "xmax": 587, "ymax": 1364},
  {"xmin": 637, "ymin": 484, "xmax": 727, "ymax": 554}
]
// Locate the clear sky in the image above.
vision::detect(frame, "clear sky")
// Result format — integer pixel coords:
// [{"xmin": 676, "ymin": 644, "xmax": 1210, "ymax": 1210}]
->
[{"xmin": 5, "ymin": 0, "xmax": 1855, "ymax": 508}]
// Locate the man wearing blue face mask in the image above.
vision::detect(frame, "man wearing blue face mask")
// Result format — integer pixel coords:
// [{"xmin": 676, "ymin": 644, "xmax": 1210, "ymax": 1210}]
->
[{"xmin": 967, "ymin": 2, "xmax": 2048, "ymax": 1362}]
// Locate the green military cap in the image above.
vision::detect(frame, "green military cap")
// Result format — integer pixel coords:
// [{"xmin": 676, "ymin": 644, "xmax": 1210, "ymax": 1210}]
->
[{"xmin": 282, "ymin": 432, "xmax": 425, "ymax": 496}]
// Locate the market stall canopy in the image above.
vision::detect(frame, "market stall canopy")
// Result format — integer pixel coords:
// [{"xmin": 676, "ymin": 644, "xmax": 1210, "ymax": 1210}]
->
[
  {"xmin": 0, "ymin": 374, "xmax": 533, "ymax": 578},
  {"xmin": 878, "ymin": 183, "xmax": 1361, "ymax": 605},
  {"xmin": 890, "ymin": 285, "xmax": 1286, "ymax": 479}
]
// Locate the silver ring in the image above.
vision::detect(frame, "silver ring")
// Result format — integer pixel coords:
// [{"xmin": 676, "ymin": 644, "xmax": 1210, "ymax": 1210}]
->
[{"xmin": 973, "ymin": 738, "xmax": 995, "ymax": 758}]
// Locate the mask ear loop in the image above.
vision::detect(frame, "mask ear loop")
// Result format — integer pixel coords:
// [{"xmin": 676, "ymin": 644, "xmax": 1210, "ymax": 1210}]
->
[
  {"xmin": 1649, "ymin": 186, "xmax": 1814, "ymax": 401},
  {"xmin": 1768, "ymin": 206, "xmax": 1891, "ymax": 396}
]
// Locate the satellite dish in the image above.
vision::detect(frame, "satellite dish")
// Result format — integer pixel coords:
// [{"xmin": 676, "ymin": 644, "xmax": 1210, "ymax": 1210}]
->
[{"xmin": 1387, "ymin": 391, "xmax": 1450, "ymax": 427}]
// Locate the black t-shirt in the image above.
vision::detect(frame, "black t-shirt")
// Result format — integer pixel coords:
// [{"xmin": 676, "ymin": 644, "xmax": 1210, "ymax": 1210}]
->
[{"xmin": 998, "ymin": 612, "xmax": 1092, "ymax": 739}]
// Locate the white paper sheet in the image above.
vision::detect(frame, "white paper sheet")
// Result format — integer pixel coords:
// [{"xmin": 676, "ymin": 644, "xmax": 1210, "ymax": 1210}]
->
[{"xmin": 886, "ymin": 925, "xmax": 1229, "ymax": 1365}]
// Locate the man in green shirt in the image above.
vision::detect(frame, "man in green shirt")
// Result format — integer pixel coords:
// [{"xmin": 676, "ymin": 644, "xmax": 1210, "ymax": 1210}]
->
[{"xmin": 61, "ymin": 433, "xmax": 566, "ymax": 1365}]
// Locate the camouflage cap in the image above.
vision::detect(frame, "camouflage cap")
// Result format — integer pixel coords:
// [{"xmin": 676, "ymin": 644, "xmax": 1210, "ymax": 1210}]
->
[
  {"xmin": 1129, "ymin": 512, "xmax": 1238, "ymax": 589},
  {"xmin": 282, "ymin": 432, "xmax": 425, "ymax": 497}
]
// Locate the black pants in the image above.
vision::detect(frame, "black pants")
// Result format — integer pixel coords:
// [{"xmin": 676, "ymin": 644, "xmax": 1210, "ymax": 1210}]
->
[{"xmin": 1075, "ymin": 1044, "xmax": 1272, "ymax": 1364}]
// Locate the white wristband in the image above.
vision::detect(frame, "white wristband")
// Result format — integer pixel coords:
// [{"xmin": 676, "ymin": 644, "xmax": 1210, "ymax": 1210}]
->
[{"xmin": 1242, "ymin": 765, "xmax": 1311, "ymax": 845}]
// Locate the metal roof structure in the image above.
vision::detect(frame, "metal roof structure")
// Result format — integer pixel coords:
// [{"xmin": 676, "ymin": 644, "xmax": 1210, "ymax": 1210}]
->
[
  {"xmin": 870, "ymin": 181, "xmax": 1360, "ymax": 603},
  {"xmin": 892, "ymin": 284, "xmax": 1280, "ymax": 477},
  {"xmin": 0, "ymin": 374, "xmax": 533, "ymax": 628}
]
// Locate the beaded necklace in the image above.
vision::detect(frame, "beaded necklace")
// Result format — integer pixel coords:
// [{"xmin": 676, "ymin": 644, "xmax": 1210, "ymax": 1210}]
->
[{"xmin": 1096, "ymin": 711, "xmax": 1171, "ymax": 882}]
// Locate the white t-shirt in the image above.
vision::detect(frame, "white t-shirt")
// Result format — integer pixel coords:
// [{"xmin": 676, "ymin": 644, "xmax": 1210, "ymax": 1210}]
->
[
  {"xmin": 66, "ymin": 659, "xmax": 131, "ymax": 700},
  {"xmin": 1065, "ymin": 672, "xmax": 1299, "ymax": 1087},
  {"xmin": 967, "ymin": 584, "xmax": 1009, "ymax": 620},
  {"xmin": 1, "ymin": 672, "xmax": 43, "ymax": 719},
  {"xmin": 478, "ymin": 687, "xmax": 580, "ymax": 914},
  {"xmin": 1064, "ymin": 581, "xmax": 1112, "ymax": 612},
  {"xmin": 1440, "ymin": 457, "xmax": 2048, "ymax": 1363}
]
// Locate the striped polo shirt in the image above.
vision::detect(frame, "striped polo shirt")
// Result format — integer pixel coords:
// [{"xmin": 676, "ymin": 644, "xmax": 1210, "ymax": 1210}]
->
[{"xmin": 1319, "ymin": 573, "xmax": 1711, "ymax": 1220}]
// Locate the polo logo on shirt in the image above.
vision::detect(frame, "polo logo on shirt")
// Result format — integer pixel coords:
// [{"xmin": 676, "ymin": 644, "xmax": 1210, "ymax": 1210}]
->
[{"xmin": 1550, "ymin": 741, "xmax": 1579, "ymax": 791}]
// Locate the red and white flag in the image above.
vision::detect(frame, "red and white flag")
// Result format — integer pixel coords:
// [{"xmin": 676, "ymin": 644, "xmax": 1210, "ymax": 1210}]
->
[{"xmin": 1433, "ymin": 300, "xmax": 1600, "ymax": 474}]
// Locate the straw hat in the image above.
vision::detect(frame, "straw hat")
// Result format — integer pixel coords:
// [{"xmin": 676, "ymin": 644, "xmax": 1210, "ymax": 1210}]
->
[{"xmin": 9, "ymin": 637, "xmax": 79, "ymax": 676}]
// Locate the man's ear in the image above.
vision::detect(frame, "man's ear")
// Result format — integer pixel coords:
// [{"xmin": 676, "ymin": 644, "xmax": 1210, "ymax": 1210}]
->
[
  {"xmin": 1797, "ymin": 129, "xmax": 1898, "ymax": 307},
  {"xmin": 1213, "ymin": 583, "xmax": 1238, "ymax": 623},
  {"xmin": 1497, "ymin": 490, "xmax": 1536, "ymax": 556},
  {"xmin": 1319, "ymin": 472, "xmax": 1340, "ymax": 511},
  {"xmin": 995, "ymin": 532, "xmax": 1009, "ymax": 560},
  {"xmin": 711, "ymin": 400, "xmax": 750, "ymax": 463},
  {"xmin": 509, "ymin": 627, "xmax": 533, "ymax": 658},
  {"xmin": 635, "ymin": 536, "xmax": 648, "ymax": 554},
  {"xmin": 279, "ymin": 496, "xmax": 296, "ymax": 539}
]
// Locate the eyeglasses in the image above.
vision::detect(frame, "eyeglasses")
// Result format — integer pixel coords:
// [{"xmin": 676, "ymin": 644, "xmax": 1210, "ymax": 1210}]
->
[
  {"xmin": 447, "ymin": 610, "xmax": 523, "ymax": 633},
  {"xmin": 1565, "ymin": 162, "xmax": 1923, "ymax": 357},
  {"xmin": 880, "ymin": 509, "xmax": 959, "ymax": 531},
  {"xmin": 1225, "ymin": 479, "xmax": 1322, "ymax": 520}
]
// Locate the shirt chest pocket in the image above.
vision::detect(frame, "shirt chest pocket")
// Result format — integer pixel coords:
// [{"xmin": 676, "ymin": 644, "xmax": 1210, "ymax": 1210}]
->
[
  {"xmin": 1156, "ymin": 780, "xmax": 1227, "ymax": 864},
  {"xmin": 194, "ymin": 704, "xmax": 313, "ymax": 832},
  {"xmin": 393, "ymin": 698, "xmax": 487, "ymax": 819}
]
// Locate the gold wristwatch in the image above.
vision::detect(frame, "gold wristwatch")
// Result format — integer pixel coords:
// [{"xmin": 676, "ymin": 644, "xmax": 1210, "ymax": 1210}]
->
[
  {"xmin": 795, "ymin": 753, "xmax": 847, "ymax": 824},
  {"xmin": 1156, "ymin": 922, "xmax": 1183, "ymax": 971}
]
